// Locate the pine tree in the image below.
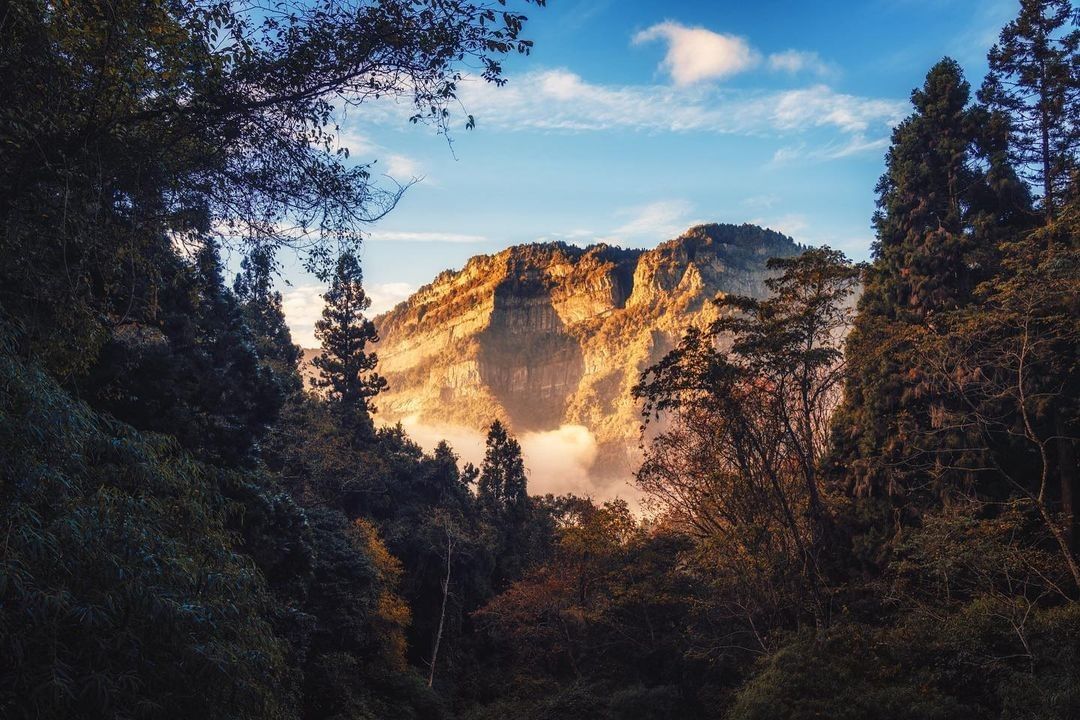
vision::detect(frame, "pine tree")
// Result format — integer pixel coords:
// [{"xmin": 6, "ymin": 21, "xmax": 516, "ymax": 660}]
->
[
  {"xmin": 477, "ymin": 420, "xmax": 532, "ymax": 587},
  {"xmin": 234, "ymin": 246, "xmax": 303, "ymax": 396},
  {"xmin": 186, "ymin": 240, "xmax": 284, "ymax": 463},
  {"xmin": 833, "ymin": 59, "xmax": 1030, "ymax": 501},
  {"xmin": 312, "ymin": 251, "xmax": 387, "ymax": 427},
  {"xmin": 979, "ymin": 0, "xmax": 1079, "ymax": 222},
  {"xmin": 477, "ymin": 420, "xmax": 529, "ymax": 518}
]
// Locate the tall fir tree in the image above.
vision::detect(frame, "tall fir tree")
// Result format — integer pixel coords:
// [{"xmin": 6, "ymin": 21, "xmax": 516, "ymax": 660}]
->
[
  {"xmin": 477, "ymin": 420, "xmax": 529, "ymax": 518},
  {"xmin": 234, "ymin": 246, "xmax": 303, "ymax": 396},
  {"xmin": 832, "ymin": 58, "xmax": 1031, "ymax": 504},
  {"xmin": 979, "ymin": 2, "xmax": 1080, "ymax": 536},
  {"xmin": 312, "ymin": 251, "xmax": 387, "ymax": 429},
  {"xmin": 477, "ymin": 420, "xmax": 533, "ymax": 588},
  {"xmin": 979, "ymin": 0, "xmax": 1079, "ymax": 222}
]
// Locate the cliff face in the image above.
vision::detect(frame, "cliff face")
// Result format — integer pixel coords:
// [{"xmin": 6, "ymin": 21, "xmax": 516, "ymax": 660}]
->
[{"xmin": 371, "ymin": 223, "xmax": 802, "ymax": 478}]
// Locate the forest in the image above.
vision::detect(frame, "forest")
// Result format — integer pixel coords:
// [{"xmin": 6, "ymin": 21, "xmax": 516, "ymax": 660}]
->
[{"xmin": 0, "ymin": 0, "xmax": 1078, "ymax": 718}]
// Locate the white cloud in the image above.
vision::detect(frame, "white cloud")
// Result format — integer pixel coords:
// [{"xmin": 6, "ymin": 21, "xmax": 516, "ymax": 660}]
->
[
  {"xmin": 329, "ymin": 126, "xmax": 425, "ymax": 181},
  {"xmin": 397, "ymin": 417, "xmax": 643, "ymax": 505},
  {"xmin": 334, "ymin": 128, "xmax": 377, "ymax": 156},
  {"xmin": 772, "ymin": 133, "xmax": 891, "ymax": 165},
  {"xmin": 365, "ymin": 230, "xmax": 487, "ymax": 243},
  {"xmin": 771, "ymin": 84, "xmax": 902, "ymax": 134},
  {"xmin": 633, "ymin": 22, "xmax": 760, "ymax": 85},
  {"xmin": 604, "ymin": 199, "xmax": 697, "ymax": 243},
  {"xmin": 771, "ymin": 143, "xmax": 807, "ymax": 165},
  {"xmin": 768, "ymin": 50, "xmax": 832, "ymax": 76},
  {"xmin": 282, "ymin": 281, "xmax": 417, "ymax": 348},
  {"xmin": 367, "ymin": 281, "xmax": 416, "ymax": 316},
  {"xmin": 433, "ymin": 70, "xmax": 905, "ymax": 159},
  {"xmin": 281, "ymin": 284, "xmax": 325, "ymax": 349},
  {"xmin": 383, "ymin": 153, "xmax": 423, "ymax": 179}
]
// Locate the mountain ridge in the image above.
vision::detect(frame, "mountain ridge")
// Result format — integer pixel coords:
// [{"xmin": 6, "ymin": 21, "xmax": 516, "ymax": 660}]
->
[{"xmin": 356, "ymin": 222, "xmax": 804, "ymax": 487}]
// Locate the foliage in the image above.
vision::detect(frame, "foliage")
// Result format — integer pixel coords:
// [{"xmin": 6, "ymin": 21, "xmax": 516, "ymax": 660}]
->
[
  {"xmin": 833, "ymin": 57, "xmax": 1032, "ymax": 503},
  {"xmin": 726, "ymin": 602, "xmax": 1080, "ymax": 720},
  {"xmin": 0, "ymin": 353, "xmax": 293, "ymax": 719},
  {"xmin": 312, "ymin": 251, "xmax": 387, "ymax": 429},
  {"xmin": 635, "ymin": 248, "xmax": 860, "ymax": 629},
  {"xmin": 1, "ymin": 0, "xmax": 1079, "ymax": 718},
  {"xmin": 234, "ymin": 245, "xmax": 305, "ymax": 398},
  {"xmin": 979, "ymin": 0, "xmax": 1079, "ymax": 221},
  {"xmin": 0, "ymin": 0, "xmax": 543, "ymax": 375}
]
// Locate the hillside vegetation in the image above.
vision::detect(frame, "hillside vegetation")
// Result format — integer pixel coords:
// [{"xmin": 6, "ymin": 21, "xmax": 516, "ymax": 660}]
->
[{"xmin": 1, "ymin": 1, "xmax": 1078, "ymax": 719}]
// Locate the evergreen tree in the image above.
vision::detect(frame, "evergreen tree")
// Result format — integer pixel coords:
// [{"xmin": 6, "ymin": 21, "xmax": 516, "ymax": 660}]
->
[
  {"xmin": 477, "ymin": 420, "xmax": 533, "ymax": 588},
  {"xmin": 85, "ymin": 239, "xmax": 283, "ymax": 466},
  {"xmin": 234, "ymin": 246, "xmax": 303, "ymax": 396},
  {"xmin": 833, "ymin": 58, "xmax": 1030, "ymax": 502},
  {"xmin": 979, "ymin": 0, "xmax": 1079, "ymax": 222},
  {"xmin": 312, "ymin": 251, "xmax": 387, "ymax": 428},
  {"xmin": 477, "ymin": 420, "xmax": 529, "ymax": 518}
]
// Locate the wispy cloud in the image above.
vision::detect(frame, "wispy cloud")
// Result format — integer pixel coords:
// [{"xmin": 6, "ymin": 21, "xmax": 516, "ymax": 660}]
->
[
  {"xmin": 749, "ymin": 213, "xmax": 810, "ymax": 239},
  {"xmin": 331, "ymin": 127, "xmax": 426, "ymax": 182},
  {"xmin": 741, "ymin": 194, "xmax": 781, "ymax": 210},
  {"xmin": 282, "ymin": 281, "xmax": 418, "ymax": 348},
  {"xmin": 383, "ymin": 154, "xmax": 423, "ymax": 179},
  {"xmin": 772, "ymin": 133, "xmax": 891, "ymax": 164},
  {"xmin": 537, "ymin": 200, "xmax": 698, "ymax": 248},
  {"xmin": 633, "ymin": 22, "xmax": 760, "ymax": 85},
  {"xmin": 433, "ymin": 70, "xmax": 905, "ymax": 158},
  {"xmin": 767, "ymin": 49, "xmax": 833, "ymax": 76},
  {"xmin": 604, "ymin": 199, "xmax": 698, "ymax": 243},
  {"xmin": 365, "ymin": 230, "xmax": 488, "ymax": 243}
]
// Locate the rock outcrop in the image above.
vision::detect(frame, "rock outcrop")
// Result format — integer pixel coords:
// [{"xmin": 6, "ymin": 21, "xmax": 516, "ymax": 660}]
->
[{"xmin": 369, "ymin": 223, "xmax": 803, "ymax": 479}]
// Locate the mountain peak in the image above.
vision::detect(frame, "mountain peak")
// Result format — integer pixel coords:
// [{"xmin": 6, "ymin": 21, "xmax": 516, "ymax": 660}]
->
[{"xmin": 371, "ymin": 222, "xmax": 802, "ymax": 483}]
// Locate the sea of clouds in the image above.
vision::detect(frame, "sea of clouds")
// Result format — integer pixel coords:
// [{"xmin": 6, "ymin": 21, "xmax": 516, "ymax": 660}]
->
[{"xmin": 395, "ymin": 416, "xmax": 645, "ymax": 507}]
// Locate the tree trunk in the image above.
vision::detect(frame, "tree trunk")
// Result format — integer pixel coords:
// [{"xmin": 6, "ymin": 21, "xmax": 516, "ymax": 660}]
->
[
  {"xmin": 428, "ymin": 530, "xmax": 453, "ymax": 688},
  {"xmin": 1057, "ymin": 411, "xmax": 1078, "ymax": 555}
]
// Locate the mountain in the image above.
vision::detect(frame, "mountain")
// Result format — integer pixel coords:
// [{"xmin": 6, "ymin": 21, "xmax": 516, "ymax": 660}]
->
[{"xmin": 362, "ymin": 223, "xmax": 804, "ymax": 486}]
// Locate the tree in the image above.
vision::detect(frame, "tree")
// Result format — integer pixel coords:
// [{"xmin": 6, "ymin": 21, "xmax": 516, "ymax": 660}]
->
[
  {"xmin": 477, "ymin": 420, "xmax": 529, "ymax": 518},
  {"xmin": 635, "ymin": 247, "xmax": 860, "ymax": 631},
  {"xmin": 0, "ymin": 354, "xmax": 293, "ymax": 719},
  {"xmin": 833, "ymin": 58, "xmax": 1031, "ymax": 502},
  {"xmin": 909, "ymin": 229, "xmax": 1080, "ymax": 590},
  {"xmin": 979, "ymin": 0, "xmax": 1079, "ymax": 222},
  {"xmin": 234, "ymin": 246, "xmax": 303, "ymax": 396},
  {"xmin": 477, "ymin": 420, "xmax": 535, "ymax": 588},
  {"xmin": 0, "ymin": 0, "xmax": 544, "ymax": 377},
  {"xmin": 311, "ymin": 251, "xmax": 387, "ymax": 428}
]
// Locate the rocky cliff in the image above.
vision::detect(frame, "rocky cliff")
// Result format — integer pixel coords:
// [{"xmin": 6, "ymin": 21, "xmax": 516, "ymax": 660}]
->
[{"xmin": 370, "ymin": 223, "xmax": 803, "ymax": 482}]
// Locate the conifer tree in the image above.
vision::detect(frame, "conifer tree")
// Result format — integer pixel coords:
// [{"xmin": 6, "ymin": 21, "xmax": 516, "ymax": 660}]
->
[
  {"xmin": 833, "ymin": 58, "xmax": 1030, "ymax": 501},
  {"xmin": 477, "ymin": 420, "xmax": 529, "ymax": 517},
  {"xmin": 186, "ymin": 240, "xmax": 283, "ymax": 463},
  {"xmin": 234, "ymin": 246, "xmax": 303, "ymax": 395},
  {"xmin": 979, "ymin": 0, "xmax": 1079, "ymax": 222},
  {"xmin": 477, "ymin": 420, "xmax": 532, "ymax": 587},
  {"xmin": 312, "ymin": 251, "xmax": 387, "ymax": 427}
]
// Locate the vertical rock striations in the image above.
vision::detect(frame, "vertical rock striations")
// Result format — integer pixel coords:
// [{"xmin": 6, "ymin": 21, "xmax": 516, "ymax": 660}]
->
[{"xmin": 370, "ymin": 223, "xmax": 803, "ymax": 479}]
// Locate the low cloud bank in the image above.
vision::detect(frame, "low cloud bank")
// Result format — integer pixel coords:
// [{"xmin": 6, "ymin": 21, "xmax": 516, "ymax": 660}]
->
[{"xmin": 395, "ymin": 416, "xmax": 644, "ymax": 506}]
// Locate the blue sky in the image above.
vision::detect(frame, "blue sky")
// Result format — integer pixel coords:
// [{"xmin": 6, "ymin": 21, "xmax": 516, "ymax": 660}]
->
[{"xmin": 278, "ymin": 0, "xmax": 1019, "ymax": 346}]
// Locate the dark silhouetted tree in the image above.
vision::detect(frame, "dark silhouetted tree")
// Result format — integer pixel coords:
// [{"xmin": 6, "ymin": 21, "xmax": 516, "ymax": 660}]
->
[
  {"xmin": 234, "ymin": 246, "xmax": 303, "ymax": 396},
  {"xmin": 833, "ymin": 58, "xmax": 1031, "ymax": 503},
  {"xmin": 979, "ymin": 0, "xmax": 1079, "ymax": 222},
  {"xmin": 477, "ymin": 420, "xmax": 534, "ymax": 588},
  {"xmin": 311, "ymin": 251, "xmax": 387, "ymax": 429}
]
